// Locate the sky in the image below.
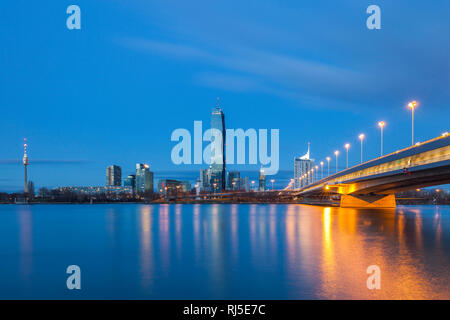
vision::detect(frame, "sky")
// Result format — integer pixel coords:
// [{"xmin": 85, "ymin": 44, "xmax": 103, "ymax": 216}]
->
[{"xmin": 0, "ymin": 0, "xmax": 449, "ymax": 191}]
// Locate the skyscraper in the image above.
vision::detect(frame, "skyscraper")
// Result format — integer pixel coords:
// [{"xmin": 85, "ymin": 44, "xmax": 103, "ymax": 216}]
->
[
  {"xmin": 294, "ymin": 143, "xmax": 315, "ymax": 188},
  {"xmin": 106, "ymin": 165, "xmax": 122, "ymax": 186},
  {"xmin": 227, "ymin": 171, "xmax": 240, "ymax": 190},
  {"xmin": 259, "ymin": 167, "xmax": 266, "ymax": 191},
  {"xmin": 135, "ymin": 163, "xmax": 154, "ymax": 194},
  {"xmin": 123, "ymin": 174, "xmax": 136, "ymax": 192},
  {"xmin": 210, "ymin": 98, "xmax": 226, "ymax": 192},
  {"xmin": 199, "ymin": 167, "xmax": 211, "ymax": 191},
  {"xmin": 241, "ymin": 177, "xmax": 250, "ymax": 192}
]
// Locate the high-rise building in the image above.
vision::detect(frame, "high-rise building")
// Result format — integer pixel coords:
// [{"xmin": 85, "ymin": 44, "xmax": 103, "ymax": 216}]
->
[
  {"xmin": 200, "ymin": 168, "xmax": 211, "ymax": 191},
  {"xmin": 227, "ymin": 171, "xmax": 240, "ymax": 190},
  {"xmin": 135, "ymin": 163, "xmax": 154, "ymax": 194},
  {"xmin": 259, "ymin": 168, "xmax": 266, "ymax": 191},
  {"xmin": 240, "ymin": 176, "xmax": 250, "ymax": 192},
  {"xmin": 106, "ymin": 165, "xmax": 122, "ymax": 186},
  {"xmin": 123, "ymin": 174, "xmax": 136, "ymax": 191},
  {"xmin": 294, "ymin": 143, "xmax": 314, "ymax": 188},
  {"xmin": 210, "ymin": 98, "xmax": 226, "ymax": 192}
]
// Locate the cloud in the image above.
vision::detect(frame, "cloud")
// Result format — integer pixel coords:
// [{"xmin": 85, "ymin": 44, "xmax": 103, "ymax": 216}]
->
[{"xmin": 117, "ymin": 37, "xmax": 373, "ymax": 109}]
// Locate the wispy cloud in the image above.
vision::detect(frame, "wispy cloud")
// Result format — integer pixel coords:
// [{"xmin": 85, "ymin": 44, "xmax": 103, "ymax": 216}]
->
[{"xmin": 117, "ymin": 36, "xmax": 372, "ymax": 109}]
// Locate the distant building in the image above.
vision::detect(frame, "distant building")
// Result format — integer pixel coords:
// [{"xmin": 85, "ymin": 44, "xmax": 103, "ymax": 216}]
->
[
  {"xmin": 259, "ymin": 168, "xmax": 266, "ymax": 191},
  {"xmin": 294, "ymin": 143, "xmax": 315, "ymax": 188},
  {"xmin": 106, "ymin": 165, "xmax": 122, "ymax": 186},
  {"xmin": 240, "ymin": 176, "xmax": 250, "ymax": 192},
  {"xmin": 227, "ymin": 171, "xmax": 240, "ymax": 190},
  {"xmin": 180, "ymin": 181, "xmax": 191, "ymax": 192},
  {"xmin": 200, "ymin": 168, "xmax": 211, "ymax": 191},
  {"xmin": 210, "ymin": 99, "xmax": 226, "ymax": 192},
  {"xmin": 135, "ymin": 163, "xmax": 154, "ymax": 194},
  {"xmin": 27, "ymin": 181, "xmax": 35, "ymax": 198},
  {"xmin": 56, "ymin": 185, "xmax": 133, "ymax": 195},
  {"xmin": 158, "ymin": 179, "xmax": 187, "ymax": 196},
  {"xmin": 123, "ymin": 174, "xmax": 136, "ymax": 191}
]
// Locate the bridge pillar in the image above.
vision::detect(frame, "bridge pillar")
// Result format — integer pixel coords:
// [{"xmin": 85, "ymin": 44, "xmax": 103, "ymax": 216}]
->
[{"xmin": 340, "ymin": 194, "xmax": 396, "ymax": 209}]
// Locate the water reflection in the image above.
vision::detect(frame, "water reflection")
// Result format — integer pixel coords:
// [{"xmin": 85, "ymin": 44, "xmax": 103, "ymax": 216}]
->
[
  {"xmin": 139, "ymin": 205, "xmax": 153, "ymax": 289},
  {"xmin": 18, "ymin": 206, "xmax": 33, "ymax": 286},
  {"xmin": 2, "ymin": 204, "xmax": 449, "ymax": 299}
]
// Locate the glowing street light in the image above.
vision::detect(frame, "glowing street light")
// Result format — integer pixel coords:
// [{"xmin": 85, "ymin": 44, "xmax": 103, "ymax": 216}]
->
[
  {"xmin": 251, "ymin": 180, "xmax": 255, "ymax": 191},
  {"xmin": 359, "ymin": 134, "xmax": 365, "ymax": 163},
  {"xmin": 320, "ymin": 161, "xmax": 324, "ymax": 179},
  {"xmin": 270, "ymin": 179, "xmax": 275, "ymax": 190},
  {"xmin": 344, "ymin": 143, "xmax": 350, "ymax": 168},
  {"xmin": 378, "ymin": 121, "xmax": 386, "ymax": 156},
  {"xmin": 334, "ymin": 150, "xmax": 340, "ymax": 173},
  {"xmin": 326, "ymin": 157, "xmax": 331, "ymax": 176},
  {"xmin": 408, "ymin": 101, "xmax": 418, "ymax": 145}
]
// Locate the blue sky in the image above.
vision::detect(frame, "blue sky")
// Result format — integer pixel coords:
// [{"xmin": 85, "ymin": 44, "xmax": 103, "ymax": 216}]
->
[{"xmin": 0, "ymin": 0, "xmax": 449, "ymax": 191}]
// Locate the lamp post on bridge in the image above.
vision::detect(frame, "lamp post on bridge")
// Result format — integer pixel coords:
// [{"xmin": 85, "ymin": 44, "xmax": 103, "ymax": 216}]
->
[
  {"xmin": 326, "ymin": 157, "xmax": 331, "ymax": 176},
  {"xmin": 359, "ymin": 134, "xmax": 365, "ymax": 164},
  {"xmin": 378, "ymin": 121, "xmax": 385, "ymax": 156},
  {"xmin": 320, "ymin": 161, "xmax": 324, "ymax": 179},
  {"xmin": 345, "ymin": 143, "xmax": 350, "ymax": 168},
  {"xmin": 334, "ymin": 150, "xmax": 339, "ymax": 173},
  {"xmin": 408, "ymin": 101, "xmax": 418, "ymax": 145}
]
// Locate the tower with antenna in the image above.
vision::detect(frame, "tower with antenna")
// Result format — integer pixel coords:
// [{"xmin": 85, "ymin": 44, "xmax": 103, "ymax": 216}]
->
[{"xmin": 23, "ymin": 139, "xmax": 29, "ymax": 194}]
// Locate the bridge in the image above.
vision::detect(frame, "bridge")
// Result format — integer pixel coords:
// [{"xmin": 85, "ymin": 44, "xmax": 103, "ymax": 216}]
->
[{"xmin": 293, "ymin": 133, "xmax": 450, "ymax": 208}]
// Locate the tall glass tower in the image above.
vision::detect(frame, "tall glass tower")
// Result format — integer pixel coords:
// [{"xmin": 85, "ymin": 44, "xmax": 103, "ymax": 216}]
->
[
  {"xmin": 135, "ymin": 163, "xmax": 154, "ymax": 194},
  {"xmin": 106, "ymin": 165, "xmax": 122, "ymax": 186},
  {"xmin": 294, "ymin": 143, "xmax": 314, "ymax": 188},
  {"xmin": 210, "ymin": 98, "xmax": 226, "ymax": 192}
]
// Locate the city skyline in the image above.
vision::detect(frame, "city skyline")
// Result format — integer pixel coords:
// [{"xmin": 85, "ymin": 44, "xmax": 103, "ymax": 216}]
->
[{"xmin": 1, "ymin": 1, "xmax": 450, "ymax": 191}]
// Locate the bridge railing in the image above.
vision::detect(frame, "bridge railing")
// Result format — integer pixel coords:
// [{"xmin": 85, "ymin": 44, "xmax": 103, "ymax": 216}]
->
[{"xmin": 296, "ymin": 134, "xmax": 450, "ymax": 194}]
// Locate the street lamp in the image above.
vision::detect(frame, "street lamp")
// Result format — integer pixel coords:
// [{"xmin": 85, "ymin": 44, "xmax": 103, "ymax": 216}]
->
[
  {"xmin": 270, "ymin": 179, "xmax": 275, "ymax": 190},
  {"xmin": 334, "ymin": 150, "xmax": 339, "ymax": 173},
  {"xmin": 251, "ymin": 180, "xmax": 255, "ymax": 191},
  {"xmin": 326, "ymin": 157, "xmax": 331, "ymax": 176},
  {"xmin": 344, "ymin": 143, "xmax": 350, "ymax": 168},
  {"xmin": 359, "ymin": 134, "xmax": 365, "ymax": 163},
  {"xmin": 408, "ymin": 101, "xmax": 418, "ymax": 145},
  {"xmin": 378, "ymin": 121, "xmax": 385, "ymax": 156},
  {"xmin": 320, "ymin": 161, "xmax": 324, "ymax": 179}
]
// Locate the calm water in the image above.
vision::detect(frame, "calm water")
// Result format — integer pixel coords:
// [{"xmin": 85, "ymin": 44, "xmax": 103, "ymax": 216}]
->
[{"xmin": 0, "ymin": 204, "xmax": 449, "ymax": 300}]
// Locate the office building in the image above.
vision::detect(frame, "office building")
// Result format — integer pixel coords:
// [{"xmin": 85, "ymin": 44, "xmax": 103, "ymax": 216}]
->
[
  {"xmin": 123, "ymin": 174, "xmax": 136, "ymax": 191},
  {"xmin": 259, "ymin": 167, "xmax": 266, "ymax": 191},
  {"xmin": 210, "ymin": 99, "xmax": 226, "ymax": 192},
  {"xmin": 135, "ymin": 163, "xmax": 154, "ymax": 194},
  {"xmin": 106, "ymin": 165, "xmax": 122, "ymax": 186},
  {"xmin": 227, "ymin": 171, "xmax": 240, "ymax": 190},
  {"xmin": 294, "ymin": 143, "xmax": 315, "ymax": 188},
  {"xmin": 200, "ymin": 168, "xmax": 211, "ymax": 191},
  {"xmin": 241, "ymin": 176, "xmax": 250, "ymax": 192},
  {"xmin": 157, "ymin": 179, "xmax": 189, "ymax": 196}
]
